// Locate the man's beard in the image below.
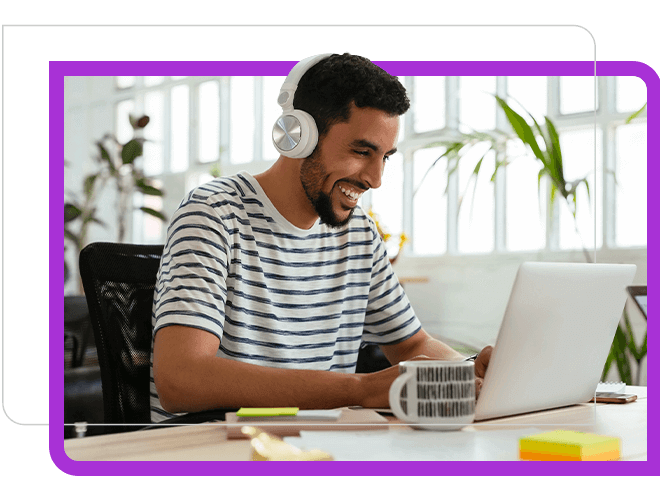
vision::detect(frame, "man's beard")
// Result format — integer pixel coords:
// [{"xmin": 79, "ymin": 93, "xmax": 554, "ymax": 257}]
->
[{"xmin": 300, "ymin": 150, "xmax": 356, "ymax": 228}]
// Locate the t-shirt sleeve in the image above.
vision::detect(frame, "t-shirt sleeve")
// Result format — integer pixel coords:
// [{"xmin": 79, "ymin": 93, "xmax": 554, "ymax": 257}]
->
[
  {"xmin": 361, "ymin": 219, "xmax": 422, "ymax": 345},
  {"xmin": 152, "ymin": 198, "xmax": 230, "ymax": 341}
]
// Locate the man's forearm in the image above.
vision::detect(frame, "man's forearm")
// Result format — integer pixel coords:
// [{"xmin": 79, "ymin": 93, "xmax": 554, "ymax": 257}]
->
[
  {"xmin": 156, "ymin": 355, "xmax": 365, "ymax": 413},
  {"xmin": 384, "ymin": 328, "xmax": 464, "ymax": 364},
  {"xmin": 410, "ymin": 336, "xmax": 464, "ymax": 360}
]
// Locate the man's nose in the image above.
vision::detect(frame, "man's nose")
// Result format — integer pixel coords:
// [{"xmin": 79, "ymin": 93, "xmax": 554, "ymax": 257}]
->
[{"xmin": 361, "ymin": 157, "xmax": 384, "ymax": 190}]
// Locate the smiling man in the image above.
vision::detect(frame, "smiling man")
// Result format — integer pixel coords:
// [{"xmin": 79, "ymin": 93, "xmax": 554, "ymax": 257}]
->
[{"xmin": 150, "ymin": 54, "xmax": 491, "ymax": 422}]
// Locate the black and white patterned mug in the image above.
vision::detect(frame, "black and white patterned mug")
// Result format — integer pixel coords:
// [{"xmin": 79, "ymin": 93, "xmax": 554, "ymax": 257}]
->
[{"xmin": 388, "ymin": 360, "xmax": 476, "ymax": 430}]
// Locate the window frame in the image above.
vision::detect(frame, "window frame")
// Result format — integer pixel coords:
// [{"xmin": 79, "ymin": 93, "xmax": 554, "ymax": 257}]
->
[{"xmin": 116, "ymin": 74, "xmax": 647, "ymax": 254}]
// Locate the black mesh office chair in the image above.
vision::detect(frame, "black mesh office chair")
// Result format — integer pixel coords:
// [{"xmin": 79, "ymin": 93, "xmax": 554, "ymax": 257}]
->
[{"xmin": 79, "ymin": 242, "xmax": 236, "ymax": 434}]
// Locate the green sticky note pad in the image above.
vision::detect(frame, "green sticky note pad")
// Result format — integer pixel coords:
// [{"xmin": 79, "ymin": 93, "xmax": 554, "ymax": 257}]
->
[{"xmin": 236, "ymin": 407, "xmax": 299, "ymax": 417}]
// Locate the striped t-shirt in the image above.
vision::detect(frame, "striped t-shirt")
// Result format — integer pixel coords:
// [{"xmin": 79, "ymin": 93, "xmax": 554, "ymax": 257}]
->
[{"xmin": 149, "ymin": 172, "xmax": 421, "ymax": 422}]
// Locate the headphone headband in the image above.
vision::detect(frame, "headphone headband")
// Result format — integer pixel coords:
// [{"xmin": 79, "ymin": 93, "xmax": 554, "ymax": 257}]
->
[{"xmin": 277, "ymin": 53, "xmax": 333, "ymax": 112}]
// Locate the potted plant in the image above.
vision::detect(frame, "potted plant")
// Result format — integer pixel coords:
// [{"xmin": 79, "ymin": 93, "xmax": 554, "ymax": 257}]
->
[
  {"xmin": 64, "ymin": 114, "xmax": 167, "ymax": 292},
  {"xmin": 418, "ymin": 95, "xmax": 646, "ymax": 385}
]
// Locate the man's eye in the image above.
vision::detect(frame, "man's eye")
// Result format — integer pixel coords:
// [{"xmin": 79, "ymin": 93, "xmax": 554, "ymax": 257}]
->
[
  {"xmin": 355, "ymin": 150, "xmax": 369, "ymax": 156},
  {"xmin": 384, "ymin": 155, "xmax": 392, "ymax": 162}
]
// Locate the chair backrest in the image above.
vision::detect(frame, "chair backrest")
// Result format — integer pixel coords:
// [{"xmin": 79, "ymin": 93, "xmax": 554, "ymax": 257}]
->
[{"xmin": 79, "ymin": 242, "xmax": 164, "ymax": 430}]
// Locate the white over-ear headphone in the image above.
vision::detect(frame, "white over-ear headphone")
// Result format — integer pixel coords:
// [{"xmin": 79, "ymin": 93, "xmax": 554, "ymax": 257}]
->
[{"xmin": 272, "ymin": 53, "xmax": 333, "ymax": 159}]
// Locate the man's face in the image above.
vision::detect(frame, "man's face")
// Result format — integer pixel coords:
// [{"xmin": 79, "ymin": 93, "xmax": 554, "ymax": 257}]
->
[{"xmin": 300, "ymin": 104, "xmax": 400, "ymax": 228}]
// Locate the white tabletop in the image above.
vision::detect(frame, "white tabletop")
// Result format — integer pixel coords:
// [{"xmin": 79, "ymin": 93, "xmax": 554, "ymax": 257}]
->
[{"xmin": 64, "ymin": 386, "xmax": 647, "ymax": 461}]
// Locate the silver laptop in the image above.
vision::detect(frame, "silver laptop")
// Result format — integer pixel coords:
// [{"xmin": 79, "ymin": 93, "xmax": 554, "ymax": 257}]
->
[{"xmin": 474, "ymin": 261, "xmax": 637, "ymax": 421}]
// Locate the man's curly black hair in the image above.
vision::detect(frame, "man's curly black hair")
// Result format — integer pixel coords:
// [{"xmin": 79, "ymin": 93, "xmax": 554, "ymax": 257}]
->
[{"xmin": 293, "ymin": 53, "xmax": 410, "ymax": 141}]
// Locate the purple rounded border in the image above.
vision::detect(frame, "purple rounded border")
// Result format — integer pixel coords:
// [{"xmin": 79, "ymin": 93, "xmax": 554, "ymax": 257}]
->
[{"xmin": 50, "ymin": 60, "xmax": 657, "ymax": 475}]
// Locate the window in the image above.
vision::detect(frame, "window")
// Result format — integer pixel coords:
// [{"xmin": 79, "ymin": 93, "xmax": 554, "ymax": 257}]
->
[
  {"xmin": 116, "ymin": 76, "xmax": 135, "ymax": 89},
  {"xmin": 114, "ymin": 99, "xmax": 134, "ymax": 145},
  {"xmin": 229, "ymin": 76, "xmax": 255, "ymax": 165},
  {"xmin": 390, "ymin": 75, "xmax": 645, "ymax": 256},
  {"xmin": 143, "ymin": 90, "xmax": 164, "ymax": 176},
  {"xmin": 615, "ymin": 123, "xmax": 647, "ymax": 247},
  {"xmin": 370, "ymin": 152, "xmax": 404, "ymax": 247},
  {"xmin": 505, "ymin": 140, "xmax": 547, "ymax": 252},
  {"xmin": 459, "ymin": 76, "xmax": 496, "ymax": 132},
  {"xmin": 504, "ymin": 76, "xmax": 549, "ymax": 252},
  {"xmin": 170, "ymin": 84, "xmax": 189, "ymax": 173},
  {"xmin": 560, "ymin": 76, "xmax": 599, "ymax": 114},
  {"xmin": 198, "ymin": 80, "xmax": 220, "ymax": 164},
  {"xmin": 414, "ymin": 76, "xmax": 445, "ymax": 132},
  {"xmin": 616, "ymin": 76, "xmax": 646, "ymax": 113},
  {"xmin": 108, "ymin": 73, "xmax": 645, "ymax": 254},
  {"xmin": 558, "ymin": 128, "xmax": 603, "ymax": 250},
  {"xmin": 412, "ymin": 147, "xmax": 447, "ymax": 255},
  {"xmin": 135, "ymin": 179, "xmax": 165, "ymax": 245}
]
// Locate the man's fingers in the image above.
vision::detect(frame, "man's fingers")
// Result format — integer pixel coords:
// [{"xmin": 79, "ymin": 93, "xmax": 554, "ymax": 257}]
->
[
  {"xmin": 475, "ymin": 345, "xmax": 493, "ymax": 378},
  {"xmin": 475, "ymin": 377, "xmax": 484, "ymax": 399}
]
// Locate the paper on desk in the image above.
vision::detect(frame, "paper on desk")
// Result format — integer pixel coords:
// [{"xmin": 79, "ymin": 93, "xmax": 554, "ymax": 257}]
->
[{"xmin": 283, "ymin": 427, "xmax": 544, "ymax": 461}]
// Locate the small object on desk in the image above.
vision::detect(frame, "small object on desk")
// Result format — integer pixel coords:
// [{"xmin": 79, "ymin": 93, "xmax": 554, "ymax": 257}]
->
[
  {"xmin": 236, "ymin": 408, "xmax": 342, "ymax": 420},
  {"xmin": 591, "ymin": 382, "xmax": 634, "ymax": 403},
  {"xmin": 241, "ymin": 426, "xmax": 333, "ymax": 461},
  {"xmin": 519, "ymin": 430, "xmax": 620, "ymax": 461},
  {"xmin": 596, "ymin": 382, "xmax": 626, "ymax": 394},
  {"xmin": 464, "ymin": 354, "xmax": 478, "ymax": 362},
  {"xmin": 590, "ymin": 393, "xmax": 637, "ymax": 404},
  {"xmin": 237, "ymin": 407, "xmax": 298, "ymax": 417},
  {"xmin": 226, "ymin": 407, "xmax": 387, "ymax": 439}
]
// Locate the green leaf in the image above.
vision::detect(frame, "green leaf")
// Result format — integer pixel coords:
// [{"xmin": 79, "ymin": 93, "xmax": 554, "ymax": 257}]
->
[
  {"xmin": 605, "ymin": 168, "xmax": 619, "ymax": 187},
  {"xmin": 494, "ymin": 94, "xmax": 572, "ymax": 207},
  {"xmin": 639, "ymin": 330, "xmax": 647, "ymax": 359},
  {"xmin": 602, "ymin": 348, "xmax": 614, "ymax": 381},
  {"xmin": 136, "ymin": 184, "xmax": 165, "ymax": 197},
  {"xmin": 64, "ymin": 203, "xmax": 82, "ymax": 223},
  {"xmin": 549, "ymin": 183, "xmax": 558, "ymax": 207},
  {"xmin": 612, "ymin": 324, "xmax": 633, "ymax": 384},
  {"xmin": 491, "ymin": 155, "xmax": 507, "ymax": 183},
  {"xmin": 466, "ymin": 151, "xmax": 489, "ymax": 219},
  {"xmin": 83, "ymin": 213, "xmax": 106, "ymax": 228},
  {"xmin": 121, "ymin": 139, "xmax": 143, "ymax": 165},
  {"xmin": 139, "ymin": 206, "xmax": 168, "ymax": 221},
  {"xmin": 580, "ymin": 177, "xmax": 591, "ymax": 204},
  {"xmin": 414, "ymin": 142, "xmax": 464, "ymax": 197},
  {"xmin": 494, "ymin": 95, "xmax": 546, "ymax": 165},
  {"xmin": 543, "ymin": 117, "xmax": 566, "ymax": 191},
  {"xmin": 97, "ymin": 141, "xmax": 112, "ymax": 164},
  {"xmin": 625, "ymin": 102, "xmax": 646, "ymax": 124},
  {"xmin": 570, "ymin": 192, "xmax": 577, "ymax": 219},
  {"xmin": 83, "ymin": 173, "xmax": 98, "ymax": 198},
  {"xmin": 621, "ymin": 309, "xmax": 638, "ymax": 359},
  {"xmin": 135, "ymin": 178, "xmax": 164, "ymax": 197}
]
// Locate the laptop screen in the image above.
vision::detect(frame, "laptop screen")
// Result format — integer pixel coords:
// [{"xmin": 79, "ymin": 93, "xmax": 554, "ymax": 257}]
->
[{"xmin": 627, "ymin": 286, "xmax": 647, "ymax": 319}]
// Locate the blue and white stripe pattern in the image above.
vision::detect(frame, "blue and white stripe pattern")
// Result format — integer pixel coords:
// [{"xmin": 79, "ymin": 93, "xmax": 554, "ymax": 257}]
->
[{"xmin": 149, "ymin": 172, "xmax": 421, "ymax": 422}]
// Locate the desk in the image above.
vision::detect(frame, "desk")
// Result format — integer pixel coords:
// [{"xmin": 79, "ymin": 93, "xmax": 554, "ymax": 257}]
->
[{"xmin": 64, "ymin": 387, "xmax": 646, "ymax": 461}]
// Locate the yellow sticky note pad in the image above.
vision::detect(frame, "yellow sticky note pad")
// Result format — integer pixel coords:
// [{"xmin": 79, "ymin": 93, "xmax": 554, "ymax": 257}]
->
[
  {"xmin": 237, "ymin": 407, "xmax": 299, "ymax": 417},
  {"xmin": 519, "ymin": 430, "xmax": 620, "ymax": 461}
]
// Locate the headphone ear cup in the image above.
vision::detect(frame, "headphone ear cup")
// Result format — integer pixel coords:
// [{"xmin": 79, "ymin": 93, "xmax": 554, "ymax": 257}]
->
[{"xmin": 272, "ymin": 109, "xmax": 319, "ymax": 159}]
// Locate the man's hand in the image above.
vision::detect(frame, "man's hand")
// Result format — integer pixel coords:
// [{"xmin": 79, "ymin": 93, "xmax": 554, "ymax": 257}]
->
[
  {"xmin": 359, "ymin": 347, "xmax": 494, "ymax": 409},
  {"xmin": 474, "ymin": 345, "xmax": 493, "ymax": 399},
  {"xmin": 356, "ymin": 355, "xmax": 439, "ymax": 408}
]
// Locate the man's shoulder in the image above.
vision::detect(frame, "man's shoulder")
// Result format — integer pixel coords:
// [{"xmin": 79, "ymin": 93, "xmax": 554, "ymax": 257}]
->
[{"xmin": 186, "ymin": 172, "xmax": 257, "ymax": 204}]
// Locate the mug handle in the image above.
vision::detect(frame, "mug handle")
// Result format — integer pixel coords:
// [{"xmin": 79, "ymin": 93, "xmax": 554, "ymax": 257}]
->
[{"xmin": 389, "ymin": 371, "xmax": 415, "ymax": 421}]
